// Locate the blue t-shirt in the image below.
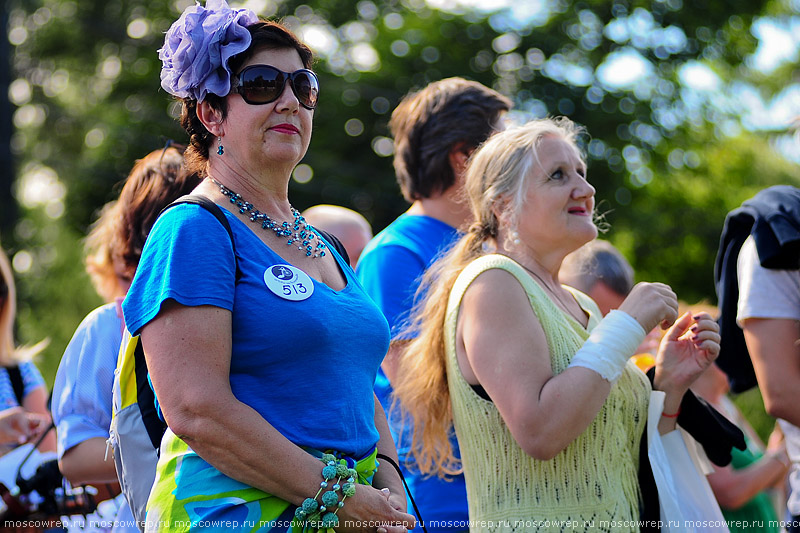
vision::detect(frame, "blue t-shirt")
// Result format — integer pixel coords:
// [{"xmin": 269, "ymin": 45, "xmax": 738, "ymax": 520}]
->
[
  {"xmin": 357, "ymin": 212, "xmax": 468, "ymax": 532},
  {"xmin": 123, "ymin": 203, "xmax": 390, "ymax": 458},
  {"xmin": 0, "ymin": 360, "xmax": 45, "ymax": 410}
]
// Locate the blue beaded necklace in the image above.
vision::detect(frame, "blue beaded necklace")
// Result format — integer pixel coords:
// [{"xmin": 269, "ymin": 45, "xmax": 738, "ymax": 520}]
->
[{"xmin": 211, "ymin": 178, "xmax": 327, "ymax": 258}]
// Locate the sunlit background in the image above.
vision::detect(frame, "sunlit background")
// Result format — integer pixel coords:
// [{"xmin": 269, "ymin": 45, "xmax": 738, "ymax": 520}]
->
[{"xmin": 2, "ymin": 0, "xmax": 800, "ymax": 436}]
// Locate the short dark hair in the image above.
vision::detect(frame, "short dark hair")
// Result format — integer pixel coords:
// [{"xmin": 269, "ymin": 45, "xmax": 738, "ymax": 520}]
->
[
  {"xmin": 561, "ymin": 240, "xmax": 635, "ymax": 296},
  {"xmin": 389, "ymin": 78, "xmax": 512, "ymax": 202},
  {"xmin": 181, "ymin": 20, "xmax": 314, "ymax": 177}
]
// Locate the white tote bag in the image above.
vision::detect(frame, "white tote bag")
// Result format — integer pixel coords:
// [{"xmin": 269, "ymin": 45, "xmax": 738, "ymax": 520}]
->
[{"xmin": 647, "ymin": 391, "xmax": 730, "ymax": 533}]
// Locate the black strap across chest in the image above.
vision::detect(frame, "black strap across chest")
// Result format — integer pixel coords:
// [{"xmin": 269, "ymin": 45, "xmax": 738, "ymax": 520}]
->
[{"xmin": 6, "ymin": 365, "xmax": 25, "ymax": 406}]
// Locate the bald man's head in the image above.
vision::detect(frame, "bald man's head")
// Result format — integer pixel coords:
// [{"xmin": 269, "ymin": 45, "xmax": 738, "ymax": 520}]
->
[
  {"xmin": 302, "ymin": 205, "xmax": 373, "ymax": 266},
  {"xmin": 561, "ymin": 240, "xmax": 635, "ymax": 316}
]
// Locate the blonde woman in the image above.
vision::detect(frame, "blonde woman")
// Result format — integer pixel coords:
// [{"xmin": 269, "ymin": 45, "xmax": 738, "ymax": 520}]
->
[
  {"xmin": 0, "ymin": 247, "xmax": 54, "ymax": 454},
  {"xmin": 393, "ymin": 117, "xmax": 722, "ymax": 530}
]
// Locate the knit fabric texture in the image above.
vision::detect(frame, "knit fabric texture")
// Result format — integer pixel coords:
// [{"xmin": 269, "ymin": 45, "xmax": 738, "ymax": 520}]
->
[{"xmin": 444, "ymin": 254, "xmax": 651, "ymax": 532}]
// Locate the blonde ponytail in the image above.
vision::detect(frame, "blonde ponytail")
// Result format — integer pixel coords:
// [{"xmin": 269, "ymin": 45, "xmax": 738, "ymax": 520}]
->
[
  {"xmin": 391, "ymin": 116, "xmax": 585, "ymax": 477},
  {"xmin": 392, "ymin": 228, "xmax": 487, "ymax": 477}
]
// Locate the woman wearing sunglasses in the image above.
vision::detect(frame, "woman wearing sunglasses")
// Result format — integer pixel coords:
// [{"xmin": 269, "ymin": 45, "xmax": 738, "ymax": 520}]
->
[{"xmin": 122, "ymin": 1, "xmax": 414, "ymax": 532}]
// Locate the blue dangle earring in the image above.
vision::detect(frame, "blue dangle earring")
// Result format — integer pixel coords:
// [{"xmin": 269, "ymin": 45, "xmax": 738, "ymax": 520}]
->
[{"xmin": 217, "ymin": 136, "xmax": 224, "ymax": 156}]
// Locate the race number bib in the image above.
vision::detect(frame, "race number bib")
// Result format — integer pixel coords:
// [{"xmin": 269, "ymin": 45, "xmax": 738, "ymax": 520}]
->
[{"xmin": 263, "ymin": 264, "xmax": 314, "ymax": 301}]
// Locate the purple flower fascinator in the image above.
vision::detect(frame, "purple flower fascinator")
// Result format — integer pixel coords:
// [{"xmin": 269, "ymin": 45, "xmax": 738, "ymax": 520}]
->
[{"xmin": 159, "ymin": 0, "xmax": 259, "ymax": 102}]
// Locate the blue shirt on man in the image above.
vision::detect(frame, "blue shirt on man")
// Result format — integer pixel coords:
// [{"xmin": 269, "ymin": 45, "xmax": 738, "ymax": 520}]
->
[{"xmin": 357, "ymin": 212, "xmax": 468, "ymax": 533}]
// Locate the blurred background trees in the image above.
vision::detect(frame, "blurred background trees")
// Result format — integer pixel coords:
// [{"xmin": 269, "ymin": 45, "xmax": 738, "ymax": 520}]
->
[{"xmin": 2, "ymin": 0, "xmax": 799, "ymax": 434}]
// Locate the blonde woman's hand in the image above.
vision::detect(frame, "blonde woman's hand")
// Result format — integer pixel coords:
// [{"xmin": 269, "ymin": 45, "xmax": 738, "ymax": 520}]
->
[
  {"xmin": 654, "ymin": 311, "xmax": 721, "ymax": 395},
  {"xmin": 617, "ymin": 282, "xmax": 679, "ymax": 333}
]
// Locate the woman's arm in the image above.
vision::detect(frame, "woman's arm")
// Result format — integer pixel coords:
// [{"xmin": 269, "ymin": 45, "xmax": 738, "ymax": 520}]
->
[
  {"xmin": 371, "ymin": 395, "xmax": 408, "ymax": 515},
  {"xmin": 457, "ymin": 270, "xmax": 675, "ymax": 460},
  {"xmin": 142, "ymin": 300, "xmax": 414, "ymax": 531},
  {"xmin": 59, "ymin": 437, "xmax": 119, "ymax": 485},
  {"xmin": 707, "ymin": 449, "xmax": 789, "ymax": 509},
  {"xmin": 381, "ymin": 342, "xmax": 408, "ymax": 385},
  {"xmin": 21, "ymin": 385, "xmax": 56, "ymax": 453}
]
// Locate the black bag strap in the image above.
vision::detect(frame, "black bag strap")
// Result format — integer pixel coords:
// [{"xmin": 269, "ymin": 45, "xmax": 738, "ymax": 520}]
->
[
  {"xmin": 139, "ymin": 195, "xmax": 241, "ymax": 452},
  {"xmin": 316, "ymin": 228, "xmax": 350, "ymax": 266},
  {"xmin": 6, "ymin": 366, "xmax": 25, "ymax": 406},
  {"xmin": 161, "ymin": 194, "xmax": 241, "ymax": 280},
  {"xmin": 133, "ymin": 339, "xmax": 167, "ymax": 450},
  {"xmin": 376, "ymin": 453, "xmax": 428, "ymax": 533}
]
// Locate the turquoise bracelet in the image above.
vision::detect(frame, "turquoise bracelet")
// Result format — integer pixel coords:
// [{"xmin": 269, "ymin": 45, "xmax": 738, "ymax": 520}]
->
[{"xmin": 294, "ymin": 453, "xmax": 358, "ymax": 529}]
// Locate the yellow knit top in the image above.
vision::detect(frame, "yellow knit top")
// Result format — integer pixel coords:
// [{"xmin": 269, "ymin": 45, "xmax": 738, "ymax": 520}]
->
[{"xmin": 445, "ymin": 255, "xmax": 651, "ymax": 532}]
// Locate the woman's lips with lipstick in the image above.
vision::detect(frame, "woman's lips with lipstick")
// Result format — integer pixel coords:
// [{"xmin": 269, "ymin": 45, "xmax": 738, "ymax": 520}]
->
[{"xmin": 270, "ymin": 123, "xmax": 299, "ymax": 134}]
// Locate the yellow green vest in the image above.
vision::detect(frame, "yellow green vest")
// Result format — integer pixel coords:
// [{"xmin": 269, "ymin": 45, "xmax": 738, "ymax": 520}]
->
[{"xmin": 444, "ymin": 254, "xmax": 651, "ymax": 532}]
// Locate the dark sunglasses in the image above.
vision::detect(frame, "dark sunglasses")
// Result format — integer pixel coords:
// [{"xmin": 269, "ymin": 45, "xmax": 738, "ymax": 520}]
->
[
  {"xmin": 158, "ymin": 138, "xmax": 186, "ymax": 165},
  {"xmin": 231, "ymin": 65, "xmax": 319, "ymax": 110}
]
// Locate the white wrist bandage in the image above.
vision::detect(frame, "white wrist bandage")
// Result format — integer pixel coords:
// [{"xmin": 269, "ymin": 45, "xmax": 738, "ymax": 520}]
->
[{"xmin": 568, "ymin": 310, "xmax": 647, "ymax": 383}]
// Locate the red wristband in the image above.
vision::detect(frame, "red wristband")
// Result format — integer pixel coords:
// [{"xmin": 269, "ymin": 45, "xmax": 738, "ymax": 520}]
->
[{"xmin": 661, "ymin": 408, "xmax": 681, "ymax": 418}]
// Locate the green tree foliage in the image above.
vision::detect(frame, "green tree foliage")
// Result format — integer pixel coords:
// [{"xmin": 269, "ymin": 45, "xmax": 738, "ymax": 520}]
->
[
  {"xmin": 3, "ymin": 0, "xmax": 799, "ymax": 385},
  {"xmin": 9, "ymin": 211, "xmax": 103, "ymax": 384},
  {"xmin": 613, "ymin": 131, "xmax": 800, "ymax": 303}
]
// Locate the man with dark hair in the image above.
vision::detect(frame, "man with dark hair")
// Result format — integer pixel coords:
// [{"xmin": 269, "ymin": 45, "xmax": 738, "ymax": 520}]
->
[{"xmin": 357, "ymin": 77, "xmax": 511, "ymax": 532}]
